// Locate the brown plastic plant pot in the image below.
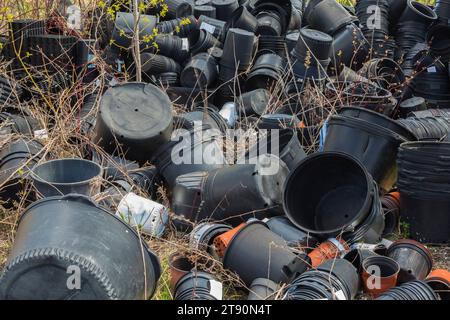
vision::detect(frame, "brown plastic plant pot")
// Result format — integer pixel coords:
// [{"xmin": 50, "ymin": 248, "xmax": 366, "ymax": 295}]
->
[
  {"xmin": 427, "ymin": 269, "xmax": 450, "ymax": 283},
  {"xmin": 168, "ymin": 253, "xmax": 195, "ymax": 290},
  {"xmin": 213, "ymin": 223, "xmax": 246, "ymax": 258},
  {"xmin": 361, "ymin": 256, "xmax": 401, "ymax": 297},
  {"xmin": 307, "ymin": 237, "xmax": 350, "ymax": 268}
]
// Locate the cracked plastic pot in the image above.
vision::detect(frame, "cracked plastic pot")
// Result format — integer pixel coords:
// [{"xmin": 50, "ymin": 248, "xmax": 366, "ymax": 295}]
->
[
  {"xmin": 222, "ymin": 220, "xmax": 311, "ymax": 286},
  {"xmin": 0, "ymin": 194, "xmax": 161, "ymax": 300},
  {"xmin": 30, "ymin": 158, "xmax": 102, "ymax": 198}
]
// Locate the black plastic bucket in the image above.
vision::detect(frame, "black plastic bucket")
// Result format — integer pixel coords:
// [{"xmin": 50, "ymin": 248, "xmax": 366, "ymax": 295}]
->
[
  {"xmin": 387, "ymin": 239, "xmax": 433, "ymax": 284},
  {"xmin": 93, "ymin": 82, "xmax": 174, "ymax": 165},
  {"xmin": 180, "ymin": 53, "xmax": 218, "ymax": 89},
  {"xmin": 222, "ymin": 220, "xmax": 310, "ymax": 286},
  {"xmin": 324, "ymin": 115, "xmax": 406, "ymax": 192},
  {"xmin": 0, "ymin": 194, "xmax": 160, "ymax": 299},
  {"xmin": 283, "ymin": 152, "xmax": 384, "ymax": 243},
  {"xmin": 30, "ymin": 158, "xmax": 102, "ymax": 198},
  {"xmin": 174, "ymin": 271, "xmax": 222, "ymax": 300}
]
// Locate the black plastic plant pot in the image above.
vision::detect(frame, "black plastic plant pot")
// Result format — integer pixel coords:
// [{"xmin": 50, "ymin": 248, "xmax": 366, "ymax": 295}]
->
[
  {"xmin": 292, "ymin": 28, "xmax": 333, "ymax": 61},
  {"xmin": 151, "ymin": 34, "xmax": 190, "ymax": 63},
  {"xmin": 93, "ymin": 82, "xmax": 174, "ymax": 165},
  {"xmin": 172, "ymin": 154, "xmax": 289, "ymax": 226},
  {"xmin": 398, "ymin": 191, "xmax": 450, "ymax": 244},
  {"xmin": 399, "ymin": 0, "xmax": 438, "ymax": 24},
  {"xmin": 157, "ymin": 16, "xmax": 199, "ymax": 38},
  {"xmin": 324, "ymin": 116, "xmax": 406, "ymax": 192},
  {"xmin": 141, "ymin": 53, "xmax": 181, "ymax": 78},
  {"xmin": 30, "ymin": 158, "xmax": 102, "ymax": 198},
  {"xmin": 387, "ymin": 239, "xmax": 433, "ymax": 284},
  {"xmin": 226, "ymin": 6, "xmax": 258, "ymax": 34},
  {"xmin": 245, "ymin": 53, "xmax": 286, "ymax": 91},
  {"xmin": 198, "ymin": 15, "xmax": 226, "ymax": 39},
  {"xmin": 152, "ymin": 124, "xmax": 227, "ymax": 189},
  {"xmin": 237, "ymin": 89, "xmax": 270, "ymax": 116},
  {"xmin": 329, "ymin": 23, "xmax": 370, "ymax": 73},
  {"xmin": 111, "ymin": 12, "xmax": 157, "ymax": 51},
  {"xmin": 398, "ymin": 97, "xmax": 427, "ymax": 118},
  {"xmin": 188, "ymin": 29, "xmax": 222, "ymax": 55},
  {"xmin": 0, "ymin": 138, "xmax": 44, "ymax": 208},
  {"xmin": 435, "ymin": 0, "xmax": 450, "ymax": 21},
  {"xmin": 220, "ymin": 28, "xmax": 256, "ymax": 70},
  {"xmin": 283, "ymin": 152, "xmax": 375, "ymax": 239},
  {"xmin": 265, "ymin": 216, "xmax": 318, "ymax": 250},
  {"xmin": 0, "ymin": 194, "xmax": 160, "ymax": 300},
  {"xmin": 223, "ymin": 221, "xmax": 311, "ymax": 286},
  {"xmin": 174, "ymin": 271, "xmax": 222, "ymax": 300},
  {"xmin": 338, "ymin": 107, "xmax": 417, "ymax": 141},
  {"xmin": 247, "ymin": 278, "xmax": 279, "ymax": 300},
  {"xmin": 0, "ymin": 112, "xmax": 39, "ymax": 136},
  {"xmin": 380, "ymin": 193, "xmax": 400, "ymax": 237},
  {"xmin": 189, "ymin": 222, "xmax": 232, "ymax": 257},
  {"xmin": 316, "ymin": 259, "xmax": 360, "ymax": 300},
  {"xmin": 256, "ymin": 11, "xmax": 283, "ymax": 36},
  {"xmin": 166, "ymin": 0, "xmax": 194, "ymax": 19},
  {"xmin": 251, "ymin": 0, "xmax": 292, "ymax": 34},
  {"xmin": 376, "ymin": 280, "xmax": 441, "ymax": 300},
  {"xmin": 358, "ymin": 58, "xmax": 406, "ymax": 91},
  {"xmin": 343, "ymin": 248, "xmax": 379, "ymax": 273},
  {"xmin": 181, "ymin": 53, "xmax": 218, "ymax": 89},
  {"xmin": 306, "ymin": 0, "xmax": 355, "ymax": 35},
  {"xmin": 388, "ymin": 0, "xmax": 408, "ymax": 25},
  {"xmin": 194, "ymin": 5, "xmax": 217, "ymax": 18},
  {"xmin": 426, "ymin": 278, "xmax": 450, "ymax": 300},
  {"xmin": 212, "ymin": 0, "xmax": 239, "ymax": 21}
]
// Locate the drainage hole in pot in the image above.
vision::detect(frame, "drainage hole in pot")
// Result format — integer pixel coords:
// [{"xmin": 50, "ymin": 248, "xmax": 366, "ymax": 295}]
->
[{"xmin": 134, "ymin": 109, "xmax": 139, "ymax": 112}]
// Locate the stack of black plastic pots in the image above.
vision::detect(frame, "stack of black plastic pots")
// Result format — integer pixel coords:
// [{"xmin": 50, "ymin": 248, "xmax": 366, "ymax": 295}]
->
[
  {"xmin": 157, "ymin": 15, "xmax": 199, "ymax": 37},
  {"xmin": 428, "ymin": 23, "xmax": 450, "ymax": 64},
  {"xmin": 283, "ymin": 259, "xmax": 360, "ymax": 300},
  {"xmin": 290, "ymin": 28, "xmax": 333, "ymax": 82},
  {"xmin": 397, "ymin": 142, "xmax": 450, "ymax": 243},
  {"xmin": 358, "ymin": 58, "xmax": 406, "ymax": 94},
  {"xmin": 251, "ymin": 0, "xmax": 292, "ymax": 36},
  {"xmin": 376, "ymin": 280, "xmax": 441, "ymax": 300},
  {"xmin": 181, "ymin": 53, "xmax": 219, "ymax": 89},
  {"xmin": 245, "ymin": 53, "xmax": 286, "ymax": 91},
  {"xmin": 394, "ymin": 0, "xmax": 437, "ymax": 61},
  {"xmin": 283, "ymin": 152, "xmax": 385, "ymax": 244},
  {"xmin": 324, "ymin": 107, "xmax": 416, "ymax": 192},
  {"xmin": 172, "ymin": 154, "xmax": 288, "ymax": 227},
  {"xmin": 355, "ymin": 0, "xmax": 390, "ymax": 59},
  {"xmin": 174, "ymin": 271, "xmax": 222, "ymax": 300},
  {"xmin": 398, "ymin": 117, "xmax": 450, "ymax": 140}
]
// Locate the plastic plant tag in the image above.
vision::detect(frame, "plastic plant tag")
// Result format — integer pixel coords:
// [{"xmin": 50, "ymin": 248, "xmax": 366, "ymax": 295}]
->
[
  {"xmin": 200, "ymin": 22, "xmax": 216, "ymax": 34},
  {"xmin": 181, "ymin": 38, "xmax": 189, "ymax": 51},
  {"xmin": 116, "ymin": 192, "xmax": 169, "ymax": 237},
  {"xmin": 334, "ymin": 290, "xmax": 347, "ymax": 300},
  {"xmin": 34, "ymin": 129, "xmax": 48, "ymax": 139},
  {"xmin": 209, "ymin": 279, "xmax": 223, "ymax": 300},
  {"xmin": 427, "ymin": 66, "xmax": 437, "ymax": 73}
]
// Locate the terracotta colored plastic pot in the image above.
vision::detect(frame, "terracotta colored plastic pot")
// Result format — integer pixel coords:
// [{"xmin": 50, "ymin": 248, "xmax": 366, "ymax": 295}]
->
[
  {"xmin": 213, "ymin": 223, "xmax": 246, "ymax": 258},
  {"xmin": 361, "ymin": 256, "xmax": 400, "ymax": 297},
  {"xmin": 308, "ymin": 238, "xmax": 349, "ymax": 268},
  {"xmin": 169, "ymin": 253, "xmax": 194, "ymax": 290},
  {"xmin": 427, "ymin": 269, "xmax": 450, "ymax": 283}
]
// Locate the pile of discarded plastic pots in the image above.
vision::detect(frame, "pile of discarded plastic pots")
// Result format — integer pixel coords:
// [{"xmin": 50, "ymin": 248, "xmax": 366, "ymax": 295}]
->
[{"xmin": 0, "ymin": 0, "xmax": 449, "ymax": 300}]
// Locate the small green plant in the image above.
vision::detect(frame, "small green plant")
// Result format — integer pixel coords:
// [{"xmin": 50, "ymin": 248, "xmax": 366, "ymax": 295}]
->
[{"xmin": 399, "ymin": 220, "xmax": 411, "ymax": 239}]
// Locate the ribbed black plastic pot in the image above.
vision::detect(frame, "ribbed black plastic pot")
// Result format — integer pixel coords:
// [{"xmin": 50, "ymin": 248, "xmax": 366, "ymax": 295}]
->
[
  {"xmin": 172, "ymin": 154, "xmax": 288, "ymax": 226},
  {"xmin": 358, "ymin": 58, "xmax": 406, "ymax": 91},
  {"xmin": 151, "ymin": 34, "xmax": 189, "ymax": 63},
  {"xmin": 189, "ymin": 222, "xmax": 232, "ymax": 257},
  {"xmin": 316, "ymin": 258, "xmax": 360, "ymax": 300},
  {"xmin": 30, "ymin": 158, "xmax": 102, "ymax": 198},
  {"xmin": 141, "ymin": 53, "xmax": 181, "ymax": 78},
  {"xmin": 112, "ymin": 12, "xmax": 157, "ymax": 50},
  {"xmin": 247, "ymin": 278, "xmax": 279, "ymax": 300},
  {"xmin": 0, "ymin": 112, "xmax": 39, "ymax": 136},
  {"xmin": 256, "ymin": 11, "xmax": 283, "ymax": 36},
  {"xmin": 398, "ymin": 97, "xmax": 427, "ymax": 118},
  {"xmin": 246, "ymin": 53, "xmax": 286, "ymax": 91},
  {"xmin": 376, "ymin": 280, "xmax": 441, "ymax": 300},
  {"xmin": 0, "ymin": 138, "xmax": 44, "ymax": 208},
  {"xmin": 283, "ymin": 152, "xmax": 381, "ymax": 242},
  {"xmin": 175, "ymin": 271, "xmax": 222, "ymax": 300},
  {"xmin": 380, "ymin": 193, "xmax": 401, "ymax": 237},
  {"xmin": 188, "ymin": 29, "xmax": 222, "ymax": 55},
  {"xmin": 165, "ymin": 0, "xmax": 194, "ymax": 19},
  {"xmin": 157, "ymin": 16, "xmax": 199, "ymax": 38},
  {"xmin": 306, "ymin": 0, "xmax": 355, "ymax": 35},
  {"xmin": 152, "ymin": 124, "xmax": 227, "ymax": 189},
  {"xmin": 0, "ymin": 194, "xmax": 160, "ymax": 299},
  {"xmin": 223, "ymin": 220, "xmax": 311, "ymax": 286},
  {"xmin": 264, "ymin": 216, "xmax": 318, "ymax": 249},
  {"xmin": 324, "ymin": 115, "xmax": 406, "ymax": 192},
  {"xmin": 93, "ymin": 82, "xmax": 174, "ymax": 165},
  {"xmin": 181, "ymin": 53, "xmax": 218, "ymax": 89},
  {"xmin": 387, "ymin": 239, "xmax": 433, "ymax": 284}
]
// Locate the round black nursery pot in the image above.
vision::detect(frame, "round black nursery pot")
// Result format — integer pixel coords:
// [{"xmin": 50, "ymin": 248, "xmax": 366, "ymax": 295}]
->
[{"xmin": 0, "ymin": 194, "xmax": 161, "ymax": 300}]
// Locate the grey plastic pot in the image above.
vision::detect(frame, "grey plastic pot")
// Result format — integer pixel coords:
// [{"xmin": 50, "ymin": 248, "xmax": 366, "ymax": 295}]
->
[
  {"xmin": 0, "ymin": 194, "xmax": 160, "ymax": 300},
  {"xmin": 30, "ymin": 158, "xmax": 102, "ymax": 198},
  {"xmin": 247, "ymin": 278, "xmax": 279, "ymax": 300}
]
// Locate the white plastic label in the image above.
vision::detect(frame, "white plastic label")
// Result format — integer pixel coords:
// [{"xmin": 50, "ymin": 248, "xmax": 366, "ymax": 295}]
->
[
  {"xmin": 200, "ymin": 22, "xmax": 216, "ymax": 34},
  {"xmin": 181, "ymin": 38, "xmax": 189, "ymax": 51},
  {"xmin": 116, "ymin": 192, "xmax": 169, "ymax": 237},
  {"xmin": 209, "ymin": 280, "xmax": 223, "ymax": 300},
  {"xmin": 334, "ymin": 290, "xmax": 347, "ymax": 300},
  {"xmin": 427, "ymin": 66, "xmax": 437, "ymax": 73},
  {"xmin": 34, "ymin": 129, "xmax": 48, "ymax": 139}
]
